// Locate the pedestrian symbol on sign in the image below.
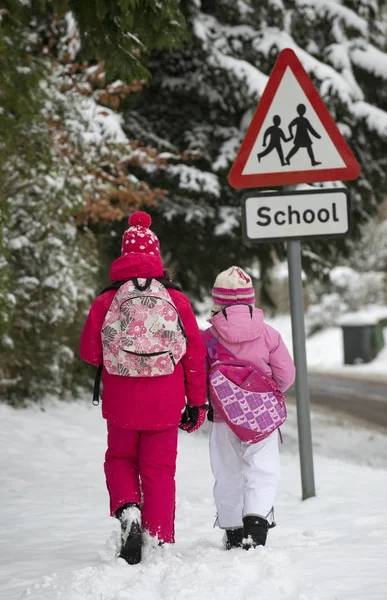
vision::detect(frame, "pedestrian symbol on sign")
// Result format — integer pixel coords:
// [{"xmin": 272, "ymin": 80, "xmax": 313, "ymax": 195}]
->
[
  {"xmin": 286, "ymin": 104, "xmax": 321, "ymax": 167},
  {"xmin": 257, "ymin": 104, "xmax": 322, "ymax": 168},
  {"xmin": 257, "ymin": 115, "xmax": 291, "ymax": 167}
]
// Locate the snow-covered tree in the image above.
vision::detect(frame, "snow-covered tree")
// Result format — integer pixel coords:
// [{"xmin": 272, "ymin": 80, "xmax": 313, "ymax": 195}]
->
[
  {"xmin": 122, "ymin": 0, "xmax": 387, "ymax": 298},
  {"xmin": 0, "ymin": 3, "xmax": 186, "ymax": 403},
  {"xmin": 1, "ymin": 65, "xmax": 125, "ymax": 402}
]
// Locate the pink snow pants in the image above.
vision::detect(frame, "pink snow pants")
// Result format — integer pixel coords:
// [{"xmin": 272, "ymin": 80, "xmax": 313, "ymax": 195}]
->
[{"xmin": 104, "ymin": 422, "xmax": 178, "ymax": 543}]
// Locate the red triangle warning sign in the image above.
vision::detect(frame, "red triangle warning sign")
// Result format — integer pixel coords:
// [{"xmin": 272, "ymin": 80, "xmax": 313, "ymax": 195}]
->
[{"xmin": 228, "ymin": 49, "xmax": 360, "ymax": 189}]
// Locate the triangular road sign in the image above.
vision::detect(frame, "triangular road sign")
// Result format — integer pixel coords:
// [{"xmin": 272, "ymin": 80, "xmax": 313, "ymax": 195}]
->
[{"xmin": 228, "ymin": 48, "xmax": 360, "ymax": 189}]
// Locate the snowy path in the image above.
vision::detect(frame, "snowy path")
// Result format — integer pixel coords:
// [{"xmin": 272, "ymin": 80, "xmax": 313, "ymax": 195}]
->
[{"xmin": 1, "ymin": 399, "xmax": 387, "ymax": 600}]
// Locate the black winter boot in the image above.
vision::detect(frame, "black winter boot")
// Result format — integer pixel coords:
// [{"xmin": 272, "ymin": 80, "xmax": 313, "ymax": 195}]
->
[
  {"xmin": 225, "ymin": 527, "xmax": 244, "ymax": 550},
  {"xmin": 243, "ymin": 515, "xmax": 269, "ymax": 549},
  {"xmin": 116, "ymin": 502, "xmax": 142, "ymax": 565}
]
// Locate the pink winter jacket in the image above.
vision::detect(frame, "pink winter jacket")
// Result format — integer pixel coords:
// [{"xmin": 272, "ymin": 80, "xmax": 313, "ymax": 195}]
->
[
  {"xmin": 80, "ymin": 254, "xmax": 207, "ymax": 430},
  {"xmin": 204, "ymin": 305, "xmax": 295, "ymax": 422}
]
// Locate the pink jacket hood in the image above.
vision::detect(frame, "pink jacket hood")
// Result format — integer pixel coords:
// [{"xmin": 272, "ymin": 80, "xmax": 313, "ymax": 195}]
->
[{"xmin": 208, "ymin": 305, "xmax": 264, "ymax": 344}]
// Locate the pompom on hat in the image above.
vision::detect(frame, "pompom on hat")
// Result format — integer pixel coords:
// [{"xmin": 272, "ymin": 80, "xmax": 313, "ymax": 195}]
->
[
  {"xmin": 121, "ymin": 211, "xmax": 161, "ymax": 259},
  {"xmin": 109, "ymin": 211, "xmax": 164, "ymax": 280},
  {"xmin": 212, "ymin": 266, "xmax": 255, "ymax": 313}
]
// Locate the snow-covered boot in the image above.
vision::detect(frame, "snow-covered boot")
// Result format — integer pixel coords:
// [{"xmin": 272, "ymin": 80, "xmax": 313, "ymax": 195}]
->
[
  {"xmin": 225, "ymin": 527, "xmax": 244, "ymax": 550},
  {"xmin": 116, "ymin": 502, "xmax": 142, "ymax": 565},
  {"xmin": 242, "ymin": 515, "xmax": 269, "ymax": 549}
]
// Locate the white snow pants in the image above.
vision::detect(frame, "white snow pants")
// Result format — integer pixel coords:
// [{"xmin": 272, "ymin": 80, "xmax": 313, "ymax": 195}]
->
[{"xmin": 209, "ymin": 422, "xmax": 280, "ymax": 529}]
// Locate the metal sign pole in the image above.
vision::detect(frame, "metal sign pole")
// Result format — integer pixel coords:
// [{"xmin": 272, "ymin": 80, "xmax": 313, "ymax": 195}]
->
[{"xmin": 287, "ymin": 239, "xmax": 316, "ymax": 499}]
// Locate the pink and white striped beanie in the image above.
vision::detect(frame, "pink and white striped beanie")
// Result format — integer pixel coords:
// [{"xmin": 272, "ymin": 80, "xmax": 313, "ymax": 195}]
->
[{"xmin": 212, "ymin": 266, "xmax": 255, "ymax": 313}]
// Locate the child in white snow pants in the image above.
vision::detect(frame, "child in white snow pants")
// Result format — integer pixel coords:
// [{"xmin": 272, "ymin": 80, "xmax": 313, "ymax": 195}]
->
[
  {"xmin": 203, "ymin": 266, "xmax": 295, "ymax": 550},
  {"xmin": 210, "ymin": 423, "xmax": 280, "ymax": 529}
]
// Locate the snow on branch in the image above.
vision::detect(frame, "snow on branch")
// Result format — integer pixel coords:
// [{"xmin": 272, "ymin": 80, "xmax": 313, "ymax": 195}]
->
[
  {"xmin": 66, "ymin": 97, "xmax": 128, "ymax": 145},
  {"xmin": 208, "ymin": 49, "xmax": 268, "ymax": 100},
  {"xmin": 325, "ymin": 44, "xmax": 364, "ymax": 100},
  {"xmin": 193, "ymin": 12, "xmax": 257, "ymax": 46},
  {"xmin": 294, "ymin": 0, "xmax": 368, "ymax": 38},
  {"xmin": 350, "ymin": 101, "xmax": 387, "ymax": 137},
  {"xmin": 254, "ymin": 30, "xmax": 364, "ymax": 103},
  {"xmin": 213, "ymin": 133, "xmax": 242, "ymax": 172},
  {"xmin": 350, "ymin": 42, "xmax": 387, "ymax": 81},
  {"xmin": 193, "ymin": 12, "xmax": 268, "ymax": 100},
  {"xmin": 214, "ymin": 207, "xmax": 239, "ymax": 236},
  {"xmin": 166, "ymin": 164, "xmax": 221, "ymax": 197}
]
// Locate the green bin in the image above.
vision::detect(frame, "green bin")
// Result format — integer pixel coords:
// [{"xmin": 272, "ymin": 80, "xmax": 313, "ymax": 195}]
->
[{"xmin": 341, "ymin": 322, "xmax": 384, "ymax": 365}]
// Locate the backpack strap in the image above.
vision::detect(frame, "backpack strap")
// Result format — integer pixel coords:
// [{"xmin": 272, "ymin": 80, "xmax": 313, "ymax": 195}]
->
[
  {"xmin": 202, "ymin": 330, "xmax": 219, "ymax": 361},
  {"xmin": 99, "ymin": 280, "xmax": 126, "ymax": 295},
  {"xmin": 99, "ymin": 277, "xmax": 182, "ymax": 296},
  {"xmin": 202, "ymin": 328, "xmax": 237, "ymax": 363},
  {"xmin": 92, "ymin": 364, "xmax": 103, "ymax": 406},
  {"xmin": 132, "ymin": 277, "xmax": 152, "ymax": 291},
  {"xmin": 157, "ymin": 277, "xmax": 182, "ymax": 292}
]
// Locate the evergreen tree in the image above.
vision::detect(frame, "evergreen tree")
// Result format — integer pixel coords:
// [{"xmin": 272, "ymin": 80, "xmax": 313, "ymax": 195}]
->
[
  {"xmin": 0, "ymin": 2, "xmax": 186, "ymax": 403},
  {"xmin": 1, "ymin": 0, "xmax": 186, "ymax": 212},
  {"xmin": 1, "ymin": 0, "xmax": 186, "ymax": 222},
  {"xmin": 122, "ymin": 0, "xmax": 387, "ymax": 299}
]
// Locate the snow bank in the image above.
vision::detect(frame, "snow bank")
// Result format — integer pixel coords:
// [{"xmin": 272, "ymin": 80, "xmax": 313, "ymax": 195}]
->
[{"xmin": 338, "ymin": 306, "xmax": 387, "ymax": 326}]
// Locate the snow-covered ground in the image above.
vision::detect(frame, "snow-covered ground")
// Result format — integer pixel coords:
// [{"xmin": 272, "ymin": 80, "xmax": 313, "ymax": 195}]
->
[{"xmin": 1, "ymin": 398, "xmax": 387, "ymax": 600}]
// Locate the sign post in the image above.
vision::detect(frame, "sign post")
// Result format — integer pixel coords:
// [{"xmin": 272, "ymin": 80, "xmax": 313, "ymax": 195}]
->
[
  {"xmin": 287, "ymin": 238, "xmax": 315, "ymax": 500},
  {"xmin": 228, "ymin": 48, "xmax": 360, "ymax": 500}
]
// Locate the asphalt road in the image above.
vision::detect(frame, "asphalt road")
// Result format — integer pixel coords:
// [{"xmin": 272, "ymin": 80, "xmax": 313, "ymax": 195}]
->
[{"xmin": 290, "ymin": 374, "xmax": 387, "ymax": 429}]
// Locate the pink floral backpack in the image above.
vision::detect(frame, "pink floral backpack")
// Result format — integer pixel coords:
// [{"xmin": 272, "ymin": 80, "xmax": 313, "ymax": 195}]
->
[
  {"xmin": 203, "ymin": 329, "xmax": 286, "ymax": 443},
  {"xmin": 101, "ymin": 278, "xmax": 186, "ymax": 377}
]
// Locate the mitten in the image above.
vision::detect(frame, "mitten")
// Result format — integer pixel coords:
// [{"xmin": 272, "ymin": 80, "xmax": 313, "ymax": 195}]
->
[{"xmin": 179, "ymin": 404, "xmax": 208, "ymax": 433}]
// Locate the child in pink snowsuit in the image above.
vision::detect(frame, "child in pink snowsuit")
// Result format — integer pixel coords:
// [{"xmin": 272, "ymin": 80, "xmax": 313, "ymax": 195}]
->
[
  {"xmin": 204, "ymin": 266, "xmax": 295, "ymax": 550},
  {"xmin": 80, "ymin": 212, "xmax": 207, "ymax": 564}
]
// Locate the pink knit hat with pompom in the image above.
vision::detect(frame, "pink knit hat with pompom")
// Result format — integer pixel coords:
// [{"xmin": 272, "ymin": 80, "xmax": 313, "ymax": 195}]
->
[
  {"xmin": 212, "ymin": 266, "xmax": 255, "ymax": 313},
  {"xmin": 121, "ymin": 211, "xmax": 161, "ymax": 259}
]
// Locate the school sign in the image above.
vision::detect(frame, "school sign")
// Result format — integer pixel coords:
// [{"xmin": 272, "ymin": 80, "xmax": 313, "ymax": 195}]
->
[
  {"xmin": 228, "ymin": 48, "xmax": 361, "ymax": 501},
  {"xmin": 242, "ymin": 187, "xmax": 350, "ymax": 243},
  {"xmin": 229, "ymin": 49, "xmax": 359, "ymax": 244}
]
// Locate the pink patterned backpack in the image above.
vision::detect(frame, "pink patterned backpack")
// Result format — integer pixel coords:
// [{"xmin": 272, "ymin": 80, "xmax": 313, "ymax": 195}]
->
[
  {"xmin": 101, "ymin": 278, "xmax": 186, "ymax": 377},
  {"xmin": 203, "ymin": 329, "xmax": 286, "ymax": 443}
]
